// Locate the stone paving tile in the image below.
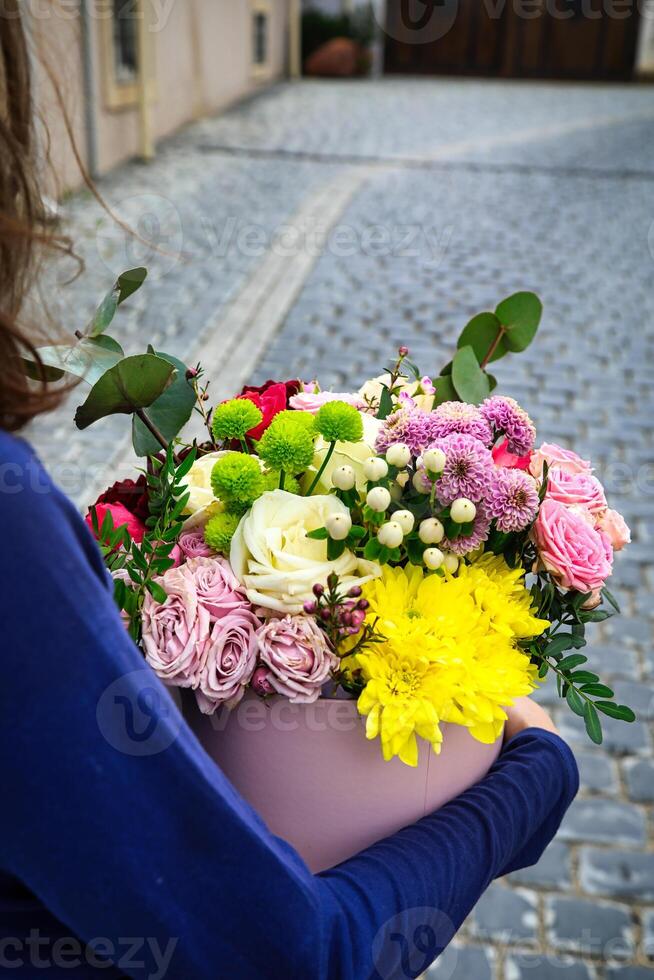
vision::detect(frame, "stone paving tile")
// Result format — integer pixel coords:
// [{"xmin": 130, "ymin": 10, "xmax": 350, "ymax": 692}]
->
[
  {"xmin": 22, "ymin": 79, "xmax": 654, "ymax": 979},
  {"xmin": 544, "ymin": 895, "xmax": 635, "ymax": 959},
  {"xmin": 426, "ymin": 942, "xmax": 494, "ymax": 979},
  {"xmin": 505, "ymin": 953, "xmax": 598, "ymax": 979}
]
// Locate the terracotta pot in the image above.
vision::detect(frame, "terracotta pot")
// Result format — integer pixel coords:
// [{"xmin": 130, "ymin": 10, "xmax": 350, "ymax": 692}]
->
[{"xmin": 183, "ymin": 693, "xmax": 503, "ymax": 873}]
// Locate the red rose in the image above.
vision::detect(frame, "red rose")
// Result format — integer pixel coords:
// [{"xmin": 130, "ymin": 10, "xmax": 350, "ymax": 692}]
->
[
  {"xmin": 238, "ymin": 382, "xmax": 292, "ymax": 441},
  {"xmin": 86, "ymin": 503, "xmax": 147, "ymax": 546},
  {"xmin": 492, "ymin": 438, "xmax": 531, "ymax": 471},
  {"xmin": 239, "ymin": 379, "xmax": 302, "ymax": 401},
  {"xmin": 95, "ymin": 475, "xmax": 149, "ymax": 522}
]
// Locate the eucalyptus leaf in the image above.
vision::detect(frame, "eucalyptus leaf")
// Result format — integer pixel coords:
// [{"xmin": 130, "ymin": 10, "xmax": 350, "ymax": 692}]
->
[
  {"xmin": 21, "ymin": 357, "xmax": 65, "ymax": 382},
  {"xmin": 451, "ymin": 346, "xmax": 491, "ymax": 405},
  {"xmin": 132, "ymin": 352, "xmax": 196, "ymax": 456},
  {"xmin": 33, "ymin": 336, "xmax": 125, "ymax": 386},
  {"xmin": 88, "ymin": 267, "xmax": 147, "ymax": 337},
  {"xmin": 74, "ymin": 354, "xmax": 175, "ymax": 430},
  {"xmin": 432, "ymin": 374, "xmax": 458, "ymax": 406},
  {"xmin": 457, "ymin": 312, "xmax": 508, "ymax": 364},
  {"xmin": 495, "ymin": 292, "xmax": 542, "ymax": 352}
]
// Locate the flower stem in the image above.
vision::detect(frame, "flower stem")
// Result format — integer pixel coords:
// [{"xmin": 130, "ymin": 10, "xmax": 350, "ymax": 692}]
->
[
  {"xmin": 306, "ymin": 441, "xmax": 336, "ymax": 496},
  {"xmin": 240, "ymin": 438, "xmax": 249, "ymax": 454},
  {"xmin": 481, "ymin": 326, "xmax": 507, "ymax": 369},
  {"xmin": 279, "ymin": 469, "xmax": 286, "ymax": 490},
  {"xmin": 135, "ymin": 408, "xmax": 170, "ymax": 454}
]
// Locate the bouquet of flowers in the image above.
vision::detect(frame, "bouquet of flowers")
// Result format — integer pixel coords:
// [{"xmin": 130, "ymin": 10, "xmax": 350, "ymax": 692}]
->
[{"xmin": 29, "ymin": 270, "xmax": 635, "ymax": 767}]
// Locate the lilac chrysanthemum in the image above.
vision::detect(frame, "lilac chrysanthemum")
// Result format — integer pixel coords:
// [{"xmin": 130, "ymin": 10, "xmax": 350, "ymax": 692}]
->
[
  {"xmin": 480, "ymin": 396, "xmax": 536, "ymax": 456},
  {"xmin": 375, "ymin": 408, "xmax": 437, "ymax": 457},
  {"xmin": 444, "ymin": 502, "xmax": 492, "ymax": 556},
  {"xmin": 488, "ymin": 469, "xmax": 540, "ymax": 532},
  {"xmin": 429, "ymin": 433, "xmax": 495, "ymax": 505},
  {"xmin": 430, "ymin": 401, "xmax": 493, "ymax": 447}
]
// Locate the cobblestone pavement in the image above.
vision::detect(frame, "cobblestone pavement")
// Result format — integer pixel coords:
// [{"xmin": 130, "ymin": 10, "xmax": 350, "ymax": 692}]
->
[{"xmin": 28, "ymin": 79, "xmax": 654, "ymax": 979}]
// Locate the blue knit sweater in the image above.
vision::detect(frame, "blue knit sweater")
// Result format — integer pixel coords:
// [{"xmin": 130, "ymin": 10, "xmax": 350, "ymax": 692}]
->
[{"xmin": 0, "ymin": 431, "xmax": 578, "ymax": 979}]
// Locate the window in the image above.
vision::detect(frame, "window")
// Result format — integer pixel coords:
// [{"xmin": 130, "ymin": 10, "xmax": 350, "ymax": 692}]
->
[
  {"xmin": 251, "ymin": 0, "xmax": 272, "ymax": 78},
  {"xmin": 112, "ymin": 0, "xmax": 139, "ymax": 84},
  {"xmin": 253, "ymin": 11, "xmax": 268, "ymax": 66},
  {"xmin": 100, "ymin": 0, "xmax": 155, "ymax": 110}
]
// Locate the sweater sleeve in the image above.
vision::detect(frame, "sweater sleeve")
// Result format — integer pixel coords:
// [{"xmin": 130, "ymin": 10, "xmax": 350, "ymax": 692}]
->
[{"xmin": 0, "ymin": 437, "xmax": 578, "ymax": 980}]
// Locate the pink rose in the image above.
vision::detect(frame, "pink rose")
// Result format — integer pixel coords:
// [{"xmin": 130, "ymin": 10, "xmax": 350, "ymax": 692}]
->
[
  {"xmin": 530, "ymin": 443, "xmax": 592, "ymax": 480},
  {"xmin": 289, "ymin": 388, "xmax": 366, "ymax": 414},
  {"xmin": 532, "ymin": 497, "xmax": 613, "ymax": 593},
  {"xmin": 178, "ymin": 529, "xmax": 215, "ymax": 561},
  {"xmin": 256, "ymin": 615, "xmax": 339, "ymax": 704},
  {"xmin": 195, "ymin": 610, "xmax": 259, "ymax": 714},
  {"xmin": 598, "ymin": 508, "xmax": 631, "ymax": 552},
  {"xmin": 142, "ymin": 566, "xmax": 211, "ymax": 687},
  {"xmin": 492, "ymin": 438, "xmax": 532, "ymax": 471},
  {"xmin": 86, "ymin": 502, "xmax": 146, "ymax": 545},
  {"xmin": 186, "ymin": 556, "xmax": 249, "ymax": 620},
  {"xmin": 546, "ymin": 468, "xmax": 607, "ymax": 515}
]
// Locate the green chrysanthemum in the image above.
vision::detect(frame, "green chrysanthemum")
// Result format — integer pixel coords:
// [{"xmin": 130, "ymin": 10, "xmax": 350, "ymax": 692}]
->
[
  {"xmin": 212, "ymin": 399, "xmax": 263, "ymax": 441},
  {"xmin": 204, "ymin": 511, "xmax": 241, "ymax": 554},
  {"xmin": 262, "ymin": 470, "xmax": 301, "ymax": 494},
  {"xmin": 316, "ymin": 401, "xmax": 363, "ymax": 443},
  {"xmin": 256, "ymin": 417, "xmax": 315, "ymax": 474},
  {"xmin": 211, "ymin": 452, "xmax": 264, "ymax": 510},
  {"xmin": 273, "ymin": 410, "xmax": 317, "ymax": 435}
]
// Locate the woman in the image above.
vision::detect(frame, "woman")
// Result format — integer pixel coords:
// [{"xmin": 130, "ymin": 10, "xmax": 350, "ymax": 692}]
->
[{"xmin": 0, "ymin": 6, "xmax": 578, "ymax": 978}]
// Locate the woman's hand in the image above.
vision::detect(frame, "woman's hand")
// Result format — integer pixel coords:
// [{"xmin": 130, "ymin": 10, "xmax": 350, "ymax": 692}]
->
[{"xmin": 504, "ymin": 697, "xmax": 560, "ymax": 743}]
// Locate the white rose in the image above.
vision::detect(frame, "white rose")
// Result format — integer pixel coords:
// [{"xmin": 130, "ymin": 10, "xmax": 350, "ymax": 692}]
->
[
  {"xmin": 301, "ymin": 413, "xmax": 382, "ymax": 495},
  {"xmin": 358, "ymin": 373, "xmax": 435, "ymax": 413},
  {"xmin": 180, "ymin": 451, "xmax": 226, "ymax": 528},
  {"xmin": 230, "ymin": 490, "xmax": 381, "ymax": 613}
]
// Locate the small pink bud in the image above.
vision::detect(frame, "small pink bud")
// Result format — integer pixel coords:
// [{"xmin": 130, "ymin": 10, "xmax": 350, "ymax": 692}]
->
[
  {"xmin": 313, "ymin": 583, "xmax": 325, "ymax": 598},
  {"xmin": 357, "ymin": 599, "xmax": 369, "ymax": 611},
  {"xmin": 251, "ymin": 667, "xmax": 274, "ymax": 697},
  {"xmin": 348, "ymin": 586, "xmax": 362, "ymax": 598},
  {"xmin": 398, "ymin": 346, "xmax": 409, "ymax": 357},
  {"xmin": 303, "ymin": 601, "xmax": 318, "ymax": 615},
  {"xmin": 320, "ymin": 608, "xmax": 331, "ymax": 622},
  {"xmin": 185, "ymin": 366, "xmax": 199, "ymax": 380}
]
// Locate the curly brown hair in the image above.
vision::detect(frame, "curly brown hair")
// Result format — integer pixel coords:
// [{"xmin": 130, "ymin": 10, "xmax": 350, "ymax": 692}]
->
[{"xmin": 0, "ymin": 0, "xmax": 72, "ymax": 430}]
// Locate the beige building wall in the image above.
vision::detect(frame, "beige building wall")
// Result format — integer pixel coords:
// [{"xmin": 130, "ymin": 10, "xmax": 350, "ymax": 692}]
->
[{"xmin": 30, "ymin": 0, "xmax": 291, "ymax": 196}]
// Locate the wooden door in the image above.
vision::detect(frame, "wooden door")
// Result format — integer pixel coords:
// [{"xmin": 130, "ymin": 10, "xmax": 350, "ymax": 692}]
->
[{"xmin": 383, "ymin": 0, "xmax": 641, "ymax": 79}]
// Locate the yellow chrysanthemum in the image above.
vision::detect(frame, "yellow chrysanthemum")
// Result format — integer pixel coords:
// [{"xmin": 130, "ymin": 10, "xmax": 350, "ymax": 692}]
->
[
  {"xmin": 357, "ymin": 649, "xmax": 444, "ymax": 767},
  {"xmin": 351, "ymin": 558, "xmax": 547, "ymax": 765}
]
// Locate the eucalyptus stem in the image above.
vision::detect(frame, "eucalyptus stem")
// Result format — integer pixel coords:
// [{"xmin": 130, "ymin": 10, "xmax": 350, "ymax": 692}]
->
[
  {"xmin": 481, "ymin": 326, "xmax": 507, "ymax": 369},
  {"xmin": 306, "ymin": 441, "xmax": 336, "ymax": 496},
  {"xmin": 135, "ymin": 408, "xmax": 170, "ymax": 454}
]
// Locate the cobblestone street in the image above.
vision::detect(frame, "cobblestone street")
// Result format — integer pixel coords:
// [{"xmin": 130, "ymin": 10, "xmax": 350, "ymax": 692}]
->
[{"xmin": 28, "ymin": 79, "xmax": 654, "ymax": 979}]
